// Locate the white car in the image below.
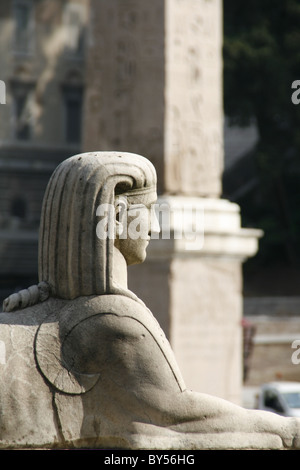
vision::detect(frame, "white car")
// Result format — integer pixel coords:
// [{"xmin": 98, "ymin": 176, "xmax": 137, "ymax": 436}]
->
[{"xmin": 258, "ymin": 382, "xmax": 300, "ymax": 417}]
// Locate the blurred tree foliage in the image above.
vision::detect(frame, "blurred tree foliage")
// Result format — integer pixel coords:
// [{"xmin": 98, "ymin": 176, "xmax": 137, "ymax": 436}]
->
[{"xmin": 223, "ymin": 0, "xmax": 300, "ymax": 267}]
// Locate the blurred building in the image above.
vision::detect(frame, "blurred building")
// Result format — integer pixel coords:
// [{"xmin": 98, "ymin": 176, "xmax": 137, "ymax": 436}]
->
[{"xmin": 0, "ymin": 0, "xmax": 89, "ymax": 303}]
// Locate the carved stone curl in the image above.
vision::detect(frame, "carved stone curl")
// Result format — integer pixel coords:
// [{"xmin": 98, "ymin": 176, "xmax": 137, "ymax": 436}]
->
[{"xmin": 1, "ymin": 152, "xmax": 300, "ymax": 449}]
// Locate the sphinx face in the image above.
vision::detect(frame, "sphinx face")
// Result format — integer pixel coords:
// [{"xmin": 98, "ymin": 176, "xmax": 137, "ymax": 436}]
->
[{"xmin": 116, "ymin": 193, "xmax": 160, "ymax": 265}]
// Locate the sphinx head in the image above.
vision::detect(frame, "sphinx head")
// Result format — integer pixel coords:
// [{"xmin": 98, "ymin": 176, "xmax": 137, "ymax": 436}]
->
[{"xmin": 38, "ymin": 152, "xmax": 158, "ymax": 300}]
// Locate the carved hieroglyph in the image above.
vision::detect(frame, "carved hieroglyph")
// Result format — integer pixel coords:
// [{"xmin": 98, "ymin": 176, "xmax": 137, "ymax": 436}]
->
[{"xmin": 1, "ymin": 152, "xmax": 300, "ymax": 449}]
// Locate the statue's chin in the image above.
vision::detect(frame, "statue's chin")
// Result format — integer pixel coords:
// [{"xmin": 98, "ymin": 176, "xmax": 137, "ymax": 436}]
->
[
  {"xmin": 127, "ymin": 255, "xmax": 147, "ymax": 266},
  {"xmin": 119, "ymin": 238, "xmax": 150, "ymax": 266},
  {"xmin": 126, "ymin": 249, "xmax": 148, "ymax": 266}
]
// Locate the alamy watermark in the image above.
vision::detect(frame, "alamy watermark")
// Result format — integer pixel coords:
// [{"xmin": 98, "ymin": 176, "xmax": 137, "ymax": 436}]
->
[
  {"xmin": 291, "ymin": 340, "xmax": 300, "ymax": 365},
  {"xmin": 0, "ymin": 80, "xmax": 6, "ymax": 105},
  {"xmin": 95, "ymin": 198, "xmax": 205, "ymax": 250},
  {"xmin": 291, "ymin": 80, "xmax": 300, "ymax": 104}
]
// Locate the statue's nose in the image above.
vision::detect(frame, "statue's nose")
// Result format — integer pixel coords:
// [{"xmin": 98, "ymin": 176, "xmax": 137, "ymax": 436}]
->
[{"xmin": 150, "ymin": 209, "xmax": 161, "ymax": 237}]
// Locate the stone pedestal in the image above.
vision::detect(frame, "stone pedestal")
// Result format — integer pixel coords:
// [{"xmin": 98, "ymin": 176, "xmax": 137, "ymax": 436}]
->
[
  {"xmin": 129, "ymin": 197, "xmax": 262, "ymax": 403},
  {"xmin": 83, "ymin": 0, "xmax": 262, "ymax": 403}
]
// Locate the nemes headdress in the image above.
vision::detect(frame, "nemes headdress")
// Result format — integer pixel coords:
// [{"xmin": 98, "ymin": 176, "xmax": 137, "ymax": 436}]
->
[{"xmin": 3, "ymin": 152, "xmax": 157, "ymax": 311}]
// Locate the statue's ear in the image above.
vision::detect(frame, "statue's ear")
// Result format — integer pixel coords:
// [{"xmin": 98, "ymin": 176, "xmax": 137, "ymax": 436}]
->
[{"xmin": 115, "ymin": 196, "xmax": 128, "ymax": 237}]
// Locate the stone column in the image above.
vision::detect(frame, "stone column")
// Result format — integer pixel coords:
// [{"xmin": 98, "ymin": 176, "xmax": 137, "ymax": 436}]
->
[{"xmin": 83, "ymin": 0, "xmax": 262, "ymax": 404}]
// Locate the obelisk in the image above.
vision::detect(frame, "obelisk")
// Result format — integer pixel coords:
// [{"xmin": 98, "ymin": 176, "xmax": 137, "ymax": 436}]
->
[{"xmin": 83, "ymin": 0, "xmax": 261, "ymax": 404}]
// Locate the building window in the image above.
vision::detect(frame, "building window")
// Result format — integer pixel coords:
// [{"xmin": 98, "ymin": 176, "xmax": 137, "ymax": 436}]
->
[
  {"xmin": 11, "ymin": 196, "xmax": 27, "ymax": 220},
  {"xmin": 63, "ymin": 87, "xmax": 83, "ymax": 144},
  {"xmin": 13, "ymin": 0, "xmax": 35, "ymax": 55},
  {"xmin": 11, "ymin": 82, "xmax": 35, "ymax": 141}
]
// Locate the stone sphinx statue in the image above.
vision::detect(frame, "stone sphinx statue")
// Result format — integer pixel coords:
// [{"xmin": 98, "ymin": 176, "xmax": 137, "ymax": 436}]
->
[{"xmin": 1, "ymin": 151, "xmax": 300, "ymax": 449}]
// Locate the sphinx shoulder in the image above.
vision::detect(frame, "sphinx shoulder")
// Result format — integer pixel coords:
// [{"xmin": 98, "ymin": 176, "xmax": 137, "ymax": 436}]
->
[{"xmin": 58, "ymin": 293, "xmax": 158, "ymax": 339}]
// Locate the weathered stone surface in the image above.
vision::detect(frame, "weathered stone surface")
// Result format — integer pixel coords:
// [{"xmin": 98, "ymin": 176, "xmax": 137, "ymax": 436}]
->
[
  {"xmin": 83, "ymin": 0, "xmax": 223, "ymax": 197},
  {"xmin": 1, "ymin": 152, "xmax": 300, "ymax": 449},
  {"xmin": 0, "ymin": 298, "xmax": 65, "ymax": 448}
]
